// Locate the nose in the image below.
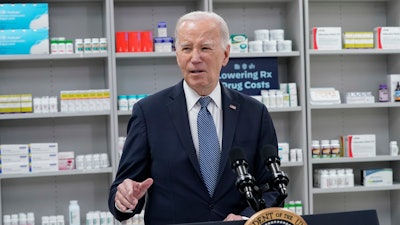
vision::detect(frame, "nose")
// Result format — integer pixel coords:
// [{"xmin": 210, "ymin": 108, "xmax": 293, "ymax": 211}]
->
[{"xmin": 190, "ymin": 49, "xmax": 202, "ymax": 63}]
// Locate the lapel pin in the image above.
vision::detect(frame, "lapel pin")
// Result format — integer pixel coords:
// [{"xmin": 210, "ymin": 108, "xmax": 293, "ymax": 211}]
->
[{"xmin": 229, "ymin": 105, "xmax": 237, "ymax": 110}]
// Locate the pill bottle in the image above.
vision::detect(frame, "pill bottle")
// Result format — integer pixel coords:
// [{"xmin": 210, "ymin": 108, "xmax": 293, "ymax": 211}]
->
[
  {"xmin": 3, "ymin": 215, "xmax": 11, "ymax": 225},
  {"xmin": 320, "ymin": 140, "xmax": 331, "ymax": 158},
  {"xmin": 320, "ymin": 169, "xmax": 328, "ymax": 188},
  {"xmin": 100, "ymin": 38, "xmax": 108, "ymax": 53},
  {"xmin": 390, "ymin": 141, "xmax": 399, "ymax": 156},
  {"xmin": 330, "ymin": 139, "xmax": 341, "ymax": 157},
  {"xmin": 66, "ymin": 40, "xmax": 74, "ymax": 54},
  {"xmin": 91, "ymin": 38, "xmax": 100, "ymax": 53},
  {"xmin": 69, "ymin": 200, "xmax": 81, "ymax": 225},
  {"xmin": 311, "ymin": 140, "xmax": 321, "ymax": 158},
  {"xmin": 295, "ymin": 200, "xmax": 303, "ymax": 215},
  {"xmin": 395, "ymin": 82, "xmax": 400, "ymax": 102},
  {"xmin": 75, "ymin": 39, "xmax": 84, "ymax": 54},
  {"xmin": 27, "ymin": 212, "xmax": 35, "ymax": 225},
  {"xmin": 157, "ymin": 22, "xmax": 167, "ymax": 37},
  {"xmin": 378, "ymin": 84, "xmax": 389, "ymax": 102},
  {"xmin": 84, "ymin": 38, "xmax": 92, "ymax": 53},
  {"xmin": 118, "ymin": 95, "xmax": 128, "ymax": 111},
  {"xmin": 345, "ymin": 168, "xmax": 354, "ymax": 187}
]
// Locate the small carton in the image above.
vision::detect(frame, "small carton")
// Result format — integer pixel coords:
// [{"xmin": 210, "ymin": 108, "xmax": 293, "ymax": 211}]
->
[
  {"xmin": 311, "ymin": 27, "xmax": 342, "ymax": 50},
  {"xmin": 0, "ymin": 29, "xmax": 49, "ymax": 55},
  {"xmin": 374, "ymin": 27, "xmax": 400, "ymax": 49},
  {"xmin": 0, "ymin": 3, "xmax": 49, "ymax": 29}
]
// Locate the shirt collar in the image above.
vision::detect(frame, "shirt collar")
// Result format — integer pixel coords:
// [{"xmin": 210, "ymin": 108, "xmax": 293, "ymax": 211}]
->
[{"xmin": 183, "ymin": 80, "xmax": 222, "ymax": 111}]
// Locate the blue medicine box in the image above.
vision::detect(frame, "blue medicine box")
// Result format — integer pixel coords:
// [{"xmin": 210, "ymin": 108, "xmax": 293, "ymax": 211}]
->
[
  {"xmin": 0, "ymin": 29, "xmax": 49, "ymax": 55},
  {"xmin": 0, "ymin": 3, "xmax": 49, "ymax": 29}
]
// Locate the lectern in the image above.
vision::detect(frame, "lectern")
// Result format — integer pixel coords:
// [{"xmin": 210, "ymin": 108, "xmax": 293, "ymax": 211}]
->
[{"xmin": 174, "ymin": 208, "xmax": 380, "ymax": 225}]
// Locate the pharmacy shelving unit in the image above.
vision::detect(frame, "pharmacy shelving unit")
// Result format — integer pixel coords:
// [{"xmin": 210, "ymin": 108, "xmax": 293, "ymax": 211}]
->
[
  {"xmin": 210, "ymin": 0, "xmax": 308, "ymax": 214},
  {"xmin": 304, "ymin": 0, "xmax": 400, "ymax": 224},
  {"xmin": 0, "ymin": 0, "xmax": 115, "ymax": 224}
]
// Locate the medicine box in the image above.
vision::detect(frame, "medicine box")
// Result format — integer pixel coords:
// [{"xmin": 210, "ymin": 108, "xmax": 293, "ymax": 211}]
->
[
  {"xmin": 387, "ymin": 74, "xmax": 400, "ymax": 102},
  {"xmin": 58, "ymin": 151, "xmax": 75, "ymax": 170},
  {"xmin": 29, "ymin": 142, "xmax": 58, "ymax": 154},
  {"xmin": 0, "ymin": 3, "xmax": 49, "ymax": 29},
  {"xmin": 341, "ymin": 134, "xmax": 376, "ymax": 158},
  {"xmin": 30, "ymin": 152, "xmax": 58, "ymax": 162},
  {"xmin": 0, "ymin": 29, "xmax": 49, "ymax": 55},
  {"xmin": 1, "ymin": 163, "xmax": 30, "ymax": 174},
  {"xmin": 311, "ymin": 27, "xmax": 342, "ymax": 50},
  {"xmin": 374, "ymin": 27, "xmax": 400, "ymax": 49},
  {"xmin": 0, "ymin": 94, "xmax": 33, "ymax": 113},
  {"xmin": 30, "ymin": 161, "xmax": 59, "ymax": 173},
  {"xmin": 0, "ymin": 144, "xmax": 29, "ymax": 155},
  {"xmin": 230, "ymin": 34, "xmax": 248, "ymax": 53},
  {"xmin": 1, "ymin": 154, "xmax": 29, "ymax": 164},
  {"xmin": 362, "ymin": 168, "xmax": 393, "ymax": 186}
]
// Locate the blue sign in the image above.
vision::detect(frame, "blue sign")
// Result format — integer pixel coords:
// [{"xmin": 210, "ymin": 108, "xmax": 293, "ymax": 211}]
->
[{"xmin": 220, "ymin": 57, "xmax": 279, "ymax": 95}]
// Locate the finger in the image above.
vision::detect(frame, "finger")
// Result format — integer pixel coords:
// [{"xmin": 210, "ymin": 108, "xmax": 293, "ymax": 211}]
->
[
  {"xmin": 134, "ymin": 178, "xmax": 154, "ymax": 199},
  {"xmin": 116, "ymin": 189, "xmax": 137, "ymax": 210}
]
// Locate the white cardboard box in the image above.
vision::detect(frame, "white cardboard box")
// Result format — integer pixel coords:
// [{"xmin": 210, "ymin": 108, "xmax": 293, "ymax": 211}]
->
[
  {"xmin": 29, "ymin": 142, "xmax": 58, "ymax": 153},
  {"xmin": 387, "ymin": 74, "xmax": 400, "ymax": 102},
  {"xmin": 311, "ymin": 27, "xmax": 342, "ymax": 50},
  {"xmin": 0, "ymin": 144, "xmax": 29, "ymax": 155},
  {"xmin": 341, "ymin": 134, "xmax": 376, "ymax": 158},
  {"xmin": 374, "ymin": 27, "xmax": 400, "ymax": 49},
  {"xmin": 362, "ymin": 168, "xmax": 393, "ymax": 186}
]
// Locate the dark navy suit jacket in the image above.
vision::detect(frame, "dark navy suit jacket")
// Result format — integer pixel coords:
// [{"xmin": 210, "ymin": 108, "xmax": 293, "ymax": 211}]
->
[{"xmin": 108, "ymin": 80, "xmax": 278, "ymax": 225}]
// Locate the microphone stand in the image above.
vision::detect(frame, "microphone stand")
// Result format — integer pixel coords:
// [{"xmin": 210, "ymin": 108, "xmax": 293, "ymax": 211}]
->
[{"xmin": 247, "ymin": 171, "xmax": 289, "ymax": 212}]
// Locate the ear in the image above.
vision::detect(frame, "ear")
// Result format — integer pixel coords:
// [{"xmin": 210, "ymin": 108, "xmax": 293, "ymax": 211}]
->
[{"xmin": 222, "ymin": 45, "xmax": 230, "ymax": 66}]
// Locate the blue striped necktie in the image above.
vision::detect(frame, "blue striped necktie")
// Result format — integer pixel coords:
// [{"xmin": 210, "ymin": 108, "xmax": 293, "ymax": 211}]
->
[{"xmin": 197, "ymin": 96, "xmax": 220, "ymax": 197}]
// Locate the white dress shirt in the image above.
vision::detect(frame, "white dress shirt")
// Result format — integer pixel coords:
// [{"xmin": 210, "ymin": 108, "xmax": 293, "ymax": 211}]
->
[{"xmin": 183, "ymin": 81, "xmax": 223, "ymax": 155}]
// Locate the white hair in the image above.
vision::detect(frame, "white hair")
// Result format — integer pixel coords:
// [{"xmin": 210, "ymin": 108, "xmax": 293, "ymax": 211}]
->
[{"xmin": 174, "ymin": 11, "xmax": 230, "ymax": 50}]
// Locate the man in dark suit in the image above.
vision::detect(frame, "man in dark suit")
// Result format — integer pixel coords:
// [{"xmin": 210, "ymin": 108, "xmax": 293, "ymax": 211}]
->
[{"xmin": 108, "ymin": 11, "xmax": 279, "ymax": 225}]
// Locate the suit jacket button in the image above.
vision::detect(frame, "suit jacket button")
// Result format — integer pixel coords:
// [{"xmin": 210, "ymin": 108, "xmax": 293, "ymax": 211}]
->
[{"xmin": 209, "ymin": 204, "xmax": 214, "ymax": 209}]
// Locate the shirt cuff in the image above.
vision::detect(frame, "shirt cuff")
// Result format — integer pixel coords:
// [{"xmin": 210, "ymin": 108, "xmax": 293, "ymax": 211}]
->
[{"xmin": 115, "ymin": 202, "xmax": 134, "ymax": 213}]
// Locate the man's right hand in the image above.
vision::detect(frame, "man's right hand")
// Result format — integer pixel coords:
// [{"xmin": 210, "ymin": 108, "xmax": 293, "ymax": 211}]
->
[{"xmin": 115, "ymin": 178, "xmax": 154, "ymax": 212}]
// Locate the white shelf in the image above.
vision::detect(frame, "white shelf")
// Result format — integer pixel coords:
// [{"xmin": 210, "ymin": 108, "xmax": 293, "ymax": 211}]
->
[
  {"xmin": 313, "ymin": 184, "xmax": 400, "ymax": 194},
  {"xmin": 0, "ymin": 167, "xmax": 113, "ymax": 180},
  {"xmin": 0, "ymin": 111, "xmax": 111, "ymax": 120},
  {"xmin": 308, "ymin": 49, "xmax": 400, "ymax": 55},
  {"xmin": 311, "ymin": 155, "xmax": 400, "ymax": 164},
  {"xmin": 310, "ymin": 103, "xmax": 400, "ymax": 109},
  {"xmin": 0, "ymin": 53, "xmax": 108, "ymax": 62}
]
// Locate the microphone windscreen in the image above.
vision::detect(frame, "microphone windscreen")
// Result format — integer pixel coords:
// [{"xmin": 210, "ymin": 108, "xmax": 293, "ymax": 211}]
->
[
  {"xmin": 260, "ymin": 144, "xmax": 278, "ymax": 161},
  {"xmin": 229, "ymin": 147, "xmax": 246, "ymax": 165}
]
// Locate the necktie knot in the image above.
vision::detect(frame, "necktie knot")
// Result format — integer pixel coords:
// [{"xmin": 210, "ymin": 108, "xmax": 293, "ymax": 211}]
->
[{"xmin": 198, "ymin": 96, "xmax": 212, "ymax": 108}]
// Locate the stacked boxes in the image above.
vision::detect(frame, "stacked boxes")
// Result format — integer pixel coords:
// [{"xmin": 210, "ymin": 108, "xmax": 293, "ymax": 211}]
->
[
  {"xmin": 29, "ymin": 143, "xmax": 59, "ymax": 173},
  {"xmin": 0, "ymin": 94, "xmax": 33, "ymax": 113},
  {"xmin": 343, "ymin": 32, "xmax": 374, "ymax": 49},
  {"xmin": 0, "ymin": 144, "xmax": 30, "ymax": 174},
  {"xmin": 0, "ymin": 3, "xmax": 49, "ymax": 54}
]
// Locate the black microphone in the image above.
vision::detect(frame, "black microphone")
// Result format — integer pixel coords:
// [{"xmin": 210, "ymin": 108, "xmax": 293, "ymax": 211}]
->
[
  {"xmin": 229, "ymin": 147, "xmax": 259, "ymax": 211},
  {"xmin": 260, "ymin": 145, "xmax": 289, "ymax": 197}
]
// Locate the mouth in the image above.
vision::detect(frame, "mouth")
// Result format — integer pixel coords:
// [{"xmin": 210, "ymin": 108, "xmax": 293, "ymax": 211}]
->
[{"xmin": 190, "ymin": 70, "xmax": 205, "ymax": 75}]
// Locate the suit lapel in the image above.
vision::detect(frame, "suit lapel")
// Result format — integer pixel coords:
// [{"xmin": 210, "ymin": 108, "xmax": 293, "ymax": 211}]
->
[
  {"xmin": 167, "ymin": 81, "xmax": 202, "ymax": 177},
  {"xmin": 217, "ymin": 86, "xmax": 240, "ymax": 185}
]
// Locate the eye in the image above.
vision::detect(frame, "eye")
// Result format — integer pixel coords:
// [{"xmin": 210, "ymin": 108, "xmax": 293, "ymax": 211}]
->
[
  {"xmin": 202, "ymin": 47, "xmax": 212, "ymax": 51},
  {"xmin": 181, "ymin": 47, "xmax": 191, "ymax": 52}
]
